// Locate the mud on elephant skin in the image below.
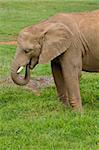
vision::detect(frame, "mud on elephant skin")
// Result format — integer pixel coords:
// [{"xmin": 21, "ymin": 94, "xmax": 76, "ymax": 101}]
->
[{"xmin": 11, "ymin": 10, "xmax": 99, "ymax": 111}]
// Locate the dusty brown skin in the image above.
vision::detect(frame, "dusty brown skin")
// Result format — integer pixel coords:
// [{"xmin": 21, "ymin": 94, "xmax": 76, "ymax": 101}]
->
[{"xmin": 11, "ymin": 10, "xmax": 99, "ymax": 111}]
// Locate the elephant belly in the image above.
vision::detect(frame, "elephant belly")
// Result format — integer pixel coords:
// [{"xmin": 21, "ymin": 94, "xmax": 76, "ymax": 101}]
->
[
  {"xmin": 82, "ymin": 53, "xmax": 99, "ymax": 72},
  {"xmin": 80, "ymin": 17, "xmax": 99, "ymax": 72},
  {"xmin": 80, "ymin": 17, "xmax": 99, "ymax": 61}
]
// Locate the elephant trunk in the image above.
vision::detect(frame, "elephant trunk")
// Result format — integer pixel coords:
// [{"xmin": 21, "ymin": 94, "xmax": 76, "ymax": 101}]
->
[{"xmin": 11, "ymin": 59, "xmax": 30, "ymax": 86}]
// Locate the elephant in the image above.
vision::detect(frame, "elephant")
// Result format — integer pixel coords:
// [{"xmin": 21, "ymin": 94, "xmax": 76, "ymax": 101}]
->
[{"xmin": 11, "ymin": 10, "xmax": 99, "ymax": 111}]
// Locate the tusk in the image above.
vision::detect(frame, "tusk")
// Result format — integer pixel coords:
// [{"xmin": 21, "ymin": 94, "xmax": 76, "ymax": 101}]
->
[{"xmin": 17, "ymin": 66, "xmax": 24, "ymax": 73}]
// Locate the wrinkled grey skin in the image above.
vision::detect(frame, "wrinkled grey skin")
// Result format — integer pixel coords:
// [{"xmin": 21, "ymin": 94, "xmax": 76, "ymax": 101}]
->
[{"xmin": 11, "ymin": 10, "xmax": 99, "ymax": 111}]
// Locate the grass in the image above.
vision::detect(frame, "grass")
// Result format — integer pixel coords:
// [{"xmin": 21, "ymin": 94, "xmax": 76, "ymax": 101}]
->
[
  {"xmin": 0, "ymin": 0, "xmax": 99, "ymax": 37},
  {"xmin": 0, "ymin": 0, "xmax": 99, "ymax": 149}
]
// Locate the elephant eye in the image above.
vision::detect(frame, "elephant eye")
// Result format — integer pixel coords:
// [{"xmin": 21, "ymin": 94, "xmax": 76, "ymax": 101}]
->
[{"xmin": 24, "ymin": 49, "xmax": 32, "ymax": 53}]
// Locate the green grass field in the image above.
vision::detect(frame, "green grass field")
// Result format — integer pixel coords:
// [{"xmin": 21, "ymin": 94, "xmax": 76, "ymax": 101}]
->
[{"xmin": 0, "ymin": 0, "xmax": 99, "ymax": 149}]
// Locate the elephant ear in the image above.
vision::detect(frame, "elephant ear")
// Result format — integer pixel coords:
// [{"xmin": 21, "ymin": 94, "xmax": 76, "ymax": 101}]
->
[{"xmin": 39, "ymin": 23, "xmax": 73, "ymax": 64}]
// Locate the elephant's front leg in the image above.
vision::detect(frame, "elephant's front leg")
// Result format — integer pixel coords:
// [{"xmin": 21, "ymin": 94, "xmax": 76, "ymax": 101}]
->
[
  {"xmin": 51, "ymin": 60, "xmax": 69, "ymax": 105},
  {"xmin": 61, "ymin": 53, "xmax": 82, "ymax": 111},
  {"xmin": 62, "ymin": 69, "xmax": 82, "ymax": 111}
]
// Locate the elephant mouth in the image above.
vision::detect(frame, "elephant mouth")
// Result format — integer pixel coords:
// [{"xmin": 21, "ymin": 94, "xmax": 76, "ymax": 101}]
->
[{"xmin": 28, "ymin": 58, "xmax": 38, "ymax": 69}]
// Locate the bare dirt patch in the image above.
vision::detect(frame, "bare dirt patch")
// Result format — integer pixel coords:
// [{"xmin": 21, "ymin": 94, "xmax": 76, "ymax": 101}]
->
[
  {"xmin": 0, "ymin": 76, "xmax": 54, "ymax": 96},
  {"xmin": 0, "ymin": 35, "xmax": 17, "ymax": 45},
  {"xmin": 0, "ymin": 41, "xmax": 17, "ymax": 45}
]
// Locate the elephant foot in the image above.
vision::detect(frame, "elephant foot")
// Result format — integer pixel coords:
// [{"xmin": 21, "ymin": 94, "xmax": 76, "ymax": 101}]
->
[
  {"xmin": 59, "ymin": 94, "xmax": 69, "ymax": 106},
  {"xmin": 69, "ymin": 98, "xmax": 83, "ymax": 112}
]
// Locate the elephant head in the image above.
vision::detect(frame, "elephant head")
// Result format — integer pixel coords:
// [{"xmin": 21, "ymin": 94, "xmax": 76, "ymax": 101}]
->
[{"xmin": 11, "ymin": 22, "xmax": 72, "ymax": 85}]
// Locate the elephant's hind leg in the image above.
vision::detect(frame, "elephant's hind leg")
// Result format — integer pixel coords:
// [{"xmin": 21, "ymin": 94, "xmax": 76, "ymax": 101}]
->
[{"xmin": 51, "ymin": 61, "xmax": 69, "ymax": 106}]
